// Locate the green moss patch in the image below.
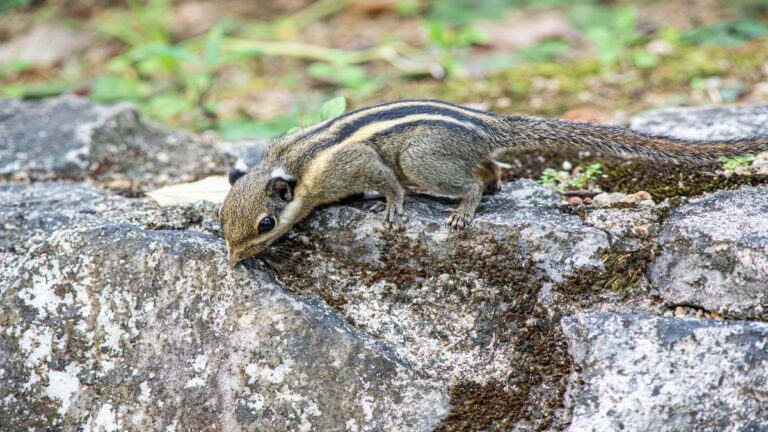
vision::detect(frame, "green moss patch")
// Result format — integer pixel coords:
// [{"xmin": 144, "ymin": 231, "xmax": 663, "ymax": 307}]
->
[{"xmin": 498, "ymin": 147, "xmax": 768, "ymax": 201}]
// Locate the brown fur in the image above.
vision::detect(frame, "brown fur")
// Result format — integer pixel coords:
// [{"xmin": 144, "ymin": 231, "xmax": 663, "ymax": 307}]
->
[{"xmin": 220, "ymin": 100, "xmax": 768, "ymax": 263}]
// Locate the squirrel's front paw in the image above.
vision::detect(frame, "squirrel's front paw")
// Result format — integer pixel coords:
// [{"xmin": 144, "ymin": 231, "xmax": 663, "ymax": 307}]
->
[
  {"xmin": 446, "ymin": 212, "xmax": 472, "ymax": 231},
  {"xmin": 384, "ymin": 205, "xmax": 408, "ymax": 230}
]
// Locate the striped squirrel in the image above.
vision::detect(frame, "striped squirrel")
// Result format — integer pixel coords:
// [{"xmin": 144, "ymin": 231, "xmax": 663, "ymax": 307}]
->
[{"xmin": 220, "ymin": 99, "xmax": 767, "ymax": 263}]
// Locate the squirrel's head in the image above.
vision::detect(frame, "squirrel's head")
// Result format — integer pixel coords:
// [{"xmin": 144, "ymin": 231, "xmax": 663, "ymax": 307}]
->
[{"xmin": 219, "ymin": 163, "xmax": 300, "ymax": 263}]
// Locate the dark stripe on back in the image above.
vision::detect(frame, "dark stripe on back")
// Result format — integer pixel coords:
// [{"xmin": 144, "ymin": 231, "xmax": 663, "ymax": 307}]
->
[
  {"xmin": 369, "ymin": 118, "xmax": 474, "ymax": 142},
  {"xmin": 290, "ymin": 118, "xmax": 476, "ymax": 172},
  {"xmin": 274, "ymin": 100, "xmax": 493, "ymax": 171},
  {"xmin": 296, "ymin": 99, "xmax": 491, "ymax": 141},
  {"xmin": 333, "ymin": 104, "xmax": 485, "ymax": 144},
  {"xmin": 291, "ymin": 100, "xmax": 405, "ymax": 141}
]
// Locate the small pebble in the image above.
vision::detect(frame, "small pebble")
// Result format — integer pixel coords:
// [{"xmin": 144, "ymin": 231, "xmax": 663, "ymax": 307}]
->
[
  {"xmin": 632, "ymin": 225, "xmax": 650, "ymax": 238},
  {"xmin": 646, "ymin": 39, "xmax": 673, "ymax": 55},
  {"xmin": 568, "ymin": 196, "xmax": 583, "ymax": 206},
  {"xmin": 496, "ymin": 97, "xmax": 511, "ymax": 108},
  {"xmin": 157, "ymin": 152, "xmax": 171, "ymax": 164},
  {"xmin": 103, "ymin": 179, "xmax": 133, "ymax": 190},
  {"xmin": 562, "ymin": 161, "xmax": 573, "ymax": 171},
  {"xmin": 638, "ymin": 199, "xmax": 656, "ymax": 207},
  {"xmin": 674, "ymin": 306, "xmax": 686, "ymax": 317},
  {"xmin": 634, "ymin": 191, "xmax": 652, "ymax": 201},
  {"xmin": 592, "ymin": 192, "xmax": 628, "ymax": 207}
]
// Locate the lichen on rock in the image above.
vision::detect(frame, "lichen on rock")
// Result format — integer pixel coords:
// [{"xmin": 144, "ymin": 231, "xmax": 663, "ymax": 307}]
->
[
  {"xmin": 0, "ymin": 187, "xmax": 447, "ymax": 431},
  {"xmin": 563, "ymin": 312, "xmax": 768, "ymax": 432},
  {"xmin": 0, "ymin": 96, "xmax": 224, "ymax": 187},
  {"xmin": 649, "ymin": 186, "xmax": 768, "ymax": 319}
]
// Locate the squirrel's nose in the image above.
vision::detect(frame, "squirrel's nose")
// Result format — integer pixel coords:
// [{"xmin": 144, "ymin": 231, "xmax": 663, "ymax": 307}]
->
[{"xmin": 226, "ymin": 242, "xmax": 240, "ymax": 264}]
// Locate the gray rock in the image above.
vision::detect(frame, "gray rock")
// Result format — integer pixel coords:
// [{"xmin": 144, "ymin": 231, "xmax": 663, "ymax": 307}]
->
[
  {"xmin": 630, "ymin": 104, "xmax": 768, "ymax": 318},
  {"xmin": 0, "ymin": 177, "xmax": 610, "ymax": 431},
  {"xmin": 407, "ymin": 180, "xmax": 609, "ymax": 290},
  {"xmin": 562, "ymin": 312, "xmax": 768, "ymax": 432},
  {"xmin": 631, "ymin": 104, "xmax": 768, "ymax": 139},
  {"xmin": 0, "ymin": 96, "xmax": 223, "ymax": 185},
  {"xmin": 583, "ymin": 205, "xmax": 660, "ymax": 253},
  {"xmin": 648, "ymin": 187, "xmax": 768, "ymax": 318},
  {"xmin": 270, "ymin": 179, "xmax": 612, "ymax": 429},
  {"xmin": 0, "ymin": 182, "xmax": 105, "ymax": 254},
  {"xmin": 0, "ymin": 182, "xmax": 215, "ymax": 255},
  {"xmin": 215, "ymin": 139, "xmax": 271, "ymax": 168},
  {"xmin": 0, "ymin": 184, "xmax": 448, "ymax": 431},
  {"xmin": 6, "ymin": 99, "xmax": 768, "ymax": 431}
]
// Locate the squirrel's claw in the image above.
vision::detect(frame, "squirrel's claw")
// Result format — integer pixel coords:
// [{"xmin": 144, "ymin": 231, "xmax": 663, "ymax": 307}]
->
[
  {"xmin": 446, "ymin": 212, "xmax": 472, "ymax": 231},
  {"xmin": 366, "ymin": 201, "xmax": 387, "ymax": 213},
  {"xmin": 384, "ymin": 204, "xmax": 407, "ymax": 230}
]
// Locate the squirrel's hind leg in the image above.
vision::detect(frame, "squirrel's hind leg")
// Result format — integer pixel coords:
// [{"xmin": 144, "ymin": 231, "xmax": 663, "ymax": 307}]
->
[
  {"xmin": 398, "ymin": 141, "xmax": 487, "ymax": 231},
  {"xmin": 446, "ymin": 180, "xmax": 484, "ymax": 231},
  {"xmin": 478, "ymin": 160, "xmax": 502, "ymax": 194}
]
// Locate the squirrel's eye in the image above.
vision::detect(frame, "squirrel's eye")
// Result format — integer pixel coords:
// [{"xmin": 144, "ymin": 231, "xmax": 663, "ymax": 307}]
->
[{"xmin": 258, "ymin": 215, "xmax": 276, "ymax": 234}]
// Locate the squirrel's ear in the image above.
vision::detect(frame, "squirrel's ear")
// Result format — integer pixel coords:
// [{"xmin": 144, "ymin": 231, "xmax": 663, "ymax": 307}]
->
[
  {"xmin": 266, "ymin": 176, "xmax": 297, "ymax": 202},
  {"xmin": 228, "ymin": 168, "xmax": 247, "ymax": 185},
  {"xmin": 228, "ymin": 160, "xmax": 249, "ymax": 185}
]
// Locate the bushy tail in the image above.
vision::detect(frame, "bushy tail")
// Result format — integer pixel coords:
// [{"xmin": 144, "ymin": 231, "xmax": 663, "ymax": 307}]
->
[{"xmin": 501, "ymin": 115, "xmax": 768, "ymax": 164}]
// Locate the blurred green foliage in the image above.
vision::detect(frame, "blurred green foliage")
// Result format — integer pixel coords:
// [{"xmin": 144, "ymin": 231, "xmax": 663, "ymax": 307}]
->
[
  {"xmin": 583, "ymin": 7, "xmax": 649, "ymax": 70},
  {"xmin": 220, "ymin": 96, "xmax": 347, "ymax": 141},
  {"xmin": 90, "ymin": 0, "xmax": 252, "ymax": 127},
  {"xmin": 424, "ymin": 21, "xmax": 486, "ymax": 76},
  {"xmin": 2, "ymin": 0, "xmax": 767, "ymax": 140},
  {"xmin": 683, "ymin": 18, "xmax": 768, "ymax": 45},
  {"xmin": 0, "ymin": 0, "xmax": 31, "ymax": 13}
]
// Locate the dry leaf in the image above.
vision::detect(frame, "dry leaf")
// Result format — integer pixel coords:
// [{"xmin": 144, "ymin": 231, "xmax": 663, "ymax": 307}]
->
[
  {"xmin": 147, "ymin": 176, "xmax": 230, "ymax": 207},
  {"xmin": 562, "ymin": 108, "xmax": 603, "ymax": 122},
  {"xmin": 476, "ymin": 10, "xmax": 581, "ymax": 51},
  {"xmin": 0, "ymin": 24, "xmax": 92, "ymax": 67},
  {"xmin": 349, "ymin": 0, "xmax": 399, "ymax": 15}
]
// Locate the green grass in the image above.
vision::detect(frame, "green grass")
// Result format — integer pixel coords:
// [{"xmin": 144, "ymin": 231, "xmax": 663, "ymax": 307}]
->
[
  {"xmin": 720, "ymin": 154, "xmax": 756, "ymax": 172},
  {"xmin": 538, "ymin": 163, "xmax": 603, "ymax": 191}
]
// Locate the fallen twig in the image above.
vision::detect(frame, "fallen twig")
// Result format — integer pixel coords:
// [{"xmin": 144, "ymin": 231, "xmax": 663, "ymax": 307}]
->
[
  {"xmin": 561, "ymin": 189, "xmax": 600, "ymax": 198},
  {"xmin": 222, "ymin": 38, "xmax": 441, "ymax": 76}
]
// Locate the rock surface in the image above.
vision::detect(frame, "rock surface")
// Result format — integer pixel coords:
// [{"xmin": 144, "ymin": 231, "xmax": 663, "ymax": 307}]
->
[
  {"xmin": 633, "ymin": 104, "xmax": 768, "ymax": 319},
  {"xmin": 648, "ymin": 187, "xmax": 768, "ymax": 318},
  {"xmin": 0, "ymin": 184, "xmax": 447, "ymax": 431},
  {"xmin": 563, "ymin": 312, "xmax": 768, "ymax": 432},
  {"xmin": 0, "ymin": 96, "xmax": 223, "ymax": 185},
  {"xmin": 2, "ymin": 98, "xmax": 768, "ymax": 431},
  {"xmin": 273, "ymin": 179, "xmax": 613, "ymax": 430},
  {"xmin": 215, "ymin": 139, "xmax": 271, "ymax": 168},
  {"xmin": 278, "ymin": 179, "xmax": 610, "ymax": 382},
  {"xmin": 0, "ymin": 180, "xmax": 614, "ymax": 431},
  {"xmin": 631, "ymin": 104, "xmax": 768, "ymax": 139}
]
